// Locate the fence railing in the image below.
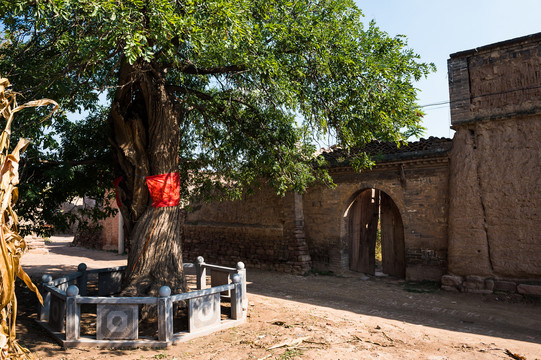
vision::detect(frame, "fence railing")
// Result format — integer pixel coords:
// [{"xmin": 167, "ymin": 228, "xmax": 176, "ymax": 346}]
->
[{"xmin": 37, "ymin": 258, "xmax": 247, "ymax": 348}]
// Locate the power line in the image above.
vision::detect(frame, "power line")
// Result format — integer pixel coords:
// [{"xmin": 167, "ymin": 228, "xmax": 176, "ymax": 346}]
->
[
  {"xmin": 423, "ymin": 105, "xmax": 450, "ymax": 111},
  {"xmin": 419, "ymin": 83, "xmax": 541, "ymax": 109},
  {"xmin": 420, "ymin": 100, "xmax": 449, "ymax": 108}
]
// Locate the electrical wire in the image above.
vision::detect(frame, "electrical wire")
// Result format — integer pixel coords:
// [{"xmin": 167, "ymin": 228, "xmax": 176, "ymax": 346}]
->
[{"xmin": 419, "ymin": 83, "xmax": 541, "ymax": 109}]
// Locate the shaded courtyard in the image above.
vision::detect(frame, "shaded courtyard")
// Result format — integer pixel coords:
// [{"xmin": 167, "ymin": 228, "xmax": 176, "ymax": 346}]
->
[{"xmin": 19, "ymin": 237, "xmax": 541, "ymax": 359}]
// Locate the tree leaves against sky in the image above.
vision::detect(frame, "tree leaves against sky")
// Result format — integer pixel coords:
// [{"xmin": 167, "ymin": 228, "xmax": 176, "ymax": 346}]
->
[{"xmin": 0, "ymin": 0, "xmax": 434, "ymax": 229}]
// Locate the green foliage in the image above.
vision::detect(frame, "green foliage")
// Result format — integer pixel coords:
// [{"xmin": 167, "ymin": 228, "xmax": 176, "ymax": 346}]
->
[
  {"xmin": 151, "ymin": 352, "xmax": 168, "ymax": 359},
  {"xmin": 16, "ymin": 108, "xmax": 115, "ymax": 235},
  {"xmin": 1, "ymin": 0, "xmax": 434, "ymax": 224},
  {"xmin": 279, "ymin": 348, "xmax": 303, "ymax": 359},
  {"xmin": 375, "ymin": 227, "xmax": 382, "ymax": 263}
]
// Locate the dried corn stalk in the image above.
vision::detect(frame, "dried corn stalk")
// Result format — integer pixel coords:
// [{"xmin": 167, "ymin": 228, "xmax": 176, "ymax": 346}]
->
[{"xmin": 0, "ymin": 78, "xmax": 58, "ymax": 359}]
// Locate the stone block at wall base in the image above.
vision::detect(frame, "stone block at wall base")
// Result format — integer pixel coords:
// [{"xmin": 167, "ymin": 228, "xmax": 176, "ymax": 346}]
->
[
  {"xmin": 484, "ymin": 279, "xmax": 494, "ymax": 291},
  {"xmin": 493, "ymin": 280, "xmax": 517, "ymax": 293},
  {"xmin": 517, "ymin": 284, "xmax": 541, "ymax": 296},
  {"xmin": 460, "ymin": 275, "xmax": 487, "ymax": 292},
  {"xmin": 441, "ymin": 275, "xmax": 463, "ymax": 287},
  {"xmin": 441, "ymin": 285, "xmax": 459, "ymax": 292},
  {"xmin": 465, "ymin": 275, "xmax": 485, "ymax": 284},
  {"xmin": 462, "ymin": 288, "xmax": 493, "ymax": 295},
  {"xmin": 440, "ymin": 273, "xmax": 541, "ymax": 299}
]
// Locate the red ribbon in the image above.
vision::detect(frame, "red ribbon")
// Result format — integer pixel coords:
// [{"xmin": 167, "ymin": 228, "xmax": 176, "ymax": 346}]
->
[
  {"xmin": 113, "ymin": 176, "xmax": 123, "ymax": 207},
  {"xmin": 145, "ymin": 172, "xmax": 180, "ymax": 207}
]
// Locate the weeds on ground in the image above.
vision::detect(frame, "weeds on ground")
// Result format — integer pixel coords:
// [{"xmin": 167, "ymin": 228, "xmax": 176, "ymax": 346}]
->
[
  {"xmin": 151, "ymin": 352, "xmax": 168, "ymax": 359},
  {"xmin": 279, "ymin": 348, "xmax": 303, "ymax": 359},
  {"xmin": 304, "ymin": 269, "xmax": 336, "ymax": 277}
]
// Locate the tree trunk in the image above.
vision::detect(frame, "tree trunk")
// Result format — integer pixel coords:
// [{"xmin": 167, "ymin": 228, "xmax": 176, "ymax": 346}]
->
[{"xmin": 108, "ymin": 60, "xmax": 186, "ymax": 296}]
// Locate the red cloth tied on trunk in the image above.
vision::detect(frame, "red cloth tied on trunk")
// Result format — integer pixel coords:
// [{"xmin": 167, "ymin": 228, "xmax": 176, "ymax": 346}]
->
[
  {"xmin": 113, "ymin": 176, "xmax": 123, "ymax": 207},
  {"xmin": 145, "ymin": 172, "xmax": 180, "ymax": 207}
]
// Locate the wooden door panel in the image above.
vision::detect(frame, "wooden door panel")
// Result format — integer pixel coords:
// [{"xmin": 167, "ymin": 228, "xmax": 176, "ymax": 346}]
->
[
  {"xmin": 392, "ymin": 202, "xmax": 405, "ymax": 278},
  {"xmin": 380, "ymin": 193, "xmax": 405, "ymax": 278},
  {"xmin": 349, "ymin": 190, "xmax": 378, "ymax": 275},
  {"xmin": 349, "ymin": 199, "xmax": 361, "ymax": 272},
  {"xmin": 381, "ymin": 194, "xmax": 394, "ymax": 275}
]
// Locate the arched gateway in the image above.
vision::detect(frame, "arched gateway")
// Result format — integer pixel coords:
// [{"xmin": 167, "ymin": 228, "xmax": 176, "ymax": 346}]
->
[
  {"xmin": 345, "ymin": 188, "xmax": 405, "ymax": 278},
  {"xmin": 183, "ymin": 137, "xmax": 453, "ymax": 281}
]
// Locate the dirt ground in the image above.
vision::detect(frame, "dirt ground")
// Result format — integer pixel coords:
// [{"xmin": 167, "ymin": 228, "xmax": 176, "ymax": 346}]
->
[{"xmin": 18, "ymin": 237, "xmax": 541, "ymax": 360}]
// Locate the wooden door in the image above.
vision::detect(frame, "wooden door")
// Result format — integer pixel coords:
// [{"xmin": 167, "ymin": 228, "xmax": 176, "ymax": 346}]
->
[
  {"xmin": 349, "ymin": 190, "xmax": 379, "ymax": 275},
  {"xmin": 380, "ymin": 193, "xmax": 405, "ymax": 278}
]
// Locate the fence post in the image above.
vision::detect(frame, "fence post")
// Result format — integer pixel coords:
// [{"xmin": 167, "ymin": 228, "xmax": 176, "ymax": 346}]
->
[
  {"xmin": 65, "ymin": 285, "xmax": 80, "ymax": 341},
  {"xmin": 77, "ymin": 263, "xmax": 88, "ymax": 296},
  {"xmin": 195, "ymin": 256, "xmax": 206, "ymax": 290},
  {"xmin": 39, "ymin": 274, "xmax": 53, "ymax": 322},
  {"xmin": 230, "ymin": 274, "xmax": 244, "ymax": 320},
  {"xmin": 236, "ymin": 262, "xmax": 247, "ymax": 310},
  {"xmin": 157, "ymin": 286, "xmax": 173, "ymax": 342}
]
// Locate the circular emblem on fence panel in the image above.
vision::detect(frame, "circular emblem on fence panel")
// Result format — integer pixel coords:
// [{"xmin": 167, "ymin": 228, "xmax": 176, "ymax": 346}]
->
[
  {"xmin": 106, "ymin": 311, "xmax": 128, "ymax": 332},
  {"xmin": 190, "ymin": 293, "xmax": 220, "ymax": 331},
  {"xmin": 96, "ymin": 304, "xmax": 138, "ymax": 340},
  {"xmin": 197, "ymin": 298, "xmax": 214, "ymax": 323}
]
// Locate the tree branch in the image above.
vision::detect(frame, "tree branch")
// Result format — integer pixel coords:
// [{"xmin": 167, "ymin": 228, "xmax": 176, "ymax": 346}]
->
[
  {"xmin": 166, "ymin": 85, "xmax": 213, "ymax": 101},
  {"xmin": 39, "ymin": 159, "xmax": 102, "ymax": 166},
  {"xmin": 178, "ymin": 62, "xmax": 247, "ymax": 75}
]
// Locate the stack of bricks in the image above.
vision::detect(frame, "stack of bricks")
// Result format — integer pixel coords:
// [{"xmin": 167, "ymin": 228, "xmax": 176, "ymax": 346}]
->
[
  {"xmin": 286, "ymin": 225, "xmax": 312, "ymax": 274},
  {"xmin": 441, "ymin": 274, "xmax": 541, "ymax": 297}
]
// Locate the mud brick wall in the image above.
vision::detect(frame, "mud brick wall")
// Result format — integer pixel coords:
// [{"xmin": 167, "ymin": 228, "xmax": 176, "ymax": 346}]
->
[
  {"xmin": 182, "ymin": 186, "xmax": 311, "ymax": 273},
  {"xmin": 303, "ymin": 159, "xmax": 450, "ymax": 281},
  {"xmin": 447, "ymin": 33, "xmax": 541, "ymax": 279},
  {"xmin": 406, "ymin": 249, "xmax": 447, "ymax": 267},
  {"xmin": 449, "ymin": 33, "xmax": 541, "ymax": 124}
]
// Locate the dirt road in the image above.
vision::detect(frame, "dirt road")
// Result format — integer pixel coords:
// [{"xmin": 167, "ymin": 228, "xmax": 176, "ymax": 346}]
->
[{"xmin": 18, "ymin": 237, "xmax": 541, "ymax": 359}]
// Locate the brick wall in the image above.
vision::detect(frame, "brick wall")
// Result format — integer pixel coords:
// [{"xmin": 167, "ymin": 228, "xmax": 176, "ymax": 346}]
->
[
  {"xmin": 183, "ymin": 185, "xmax": 311, "ymax": 273},
  {"xmin": 183, "ymin": 154, "xmax": 450, "ymax": 281},
  {"xmin": 303, "ymin": 158, "xmax": 450, "ymax": 281},
  {"xmin": 449, "ymin": 32, "xmax": 541, "ymax": 124}
]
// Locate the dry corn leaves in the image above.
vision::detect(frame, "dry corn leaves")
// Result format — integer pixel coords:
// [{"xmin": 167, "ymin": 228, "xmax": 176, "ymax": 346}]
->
[
  {"xmin": 0, "ymin": 78, "xmax": 58, "ymax": 359},
  {"xmin": 505, "ymin": 349, "xmax": 527, "ymax": 360}
]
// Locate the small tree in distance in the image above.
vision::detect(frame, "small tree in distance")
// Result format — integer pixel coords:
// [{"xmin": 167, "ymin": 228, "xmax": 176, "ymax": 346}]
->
[{"xmin": 0, "ymin": 0, "xmax": 435, "ymax": 297}]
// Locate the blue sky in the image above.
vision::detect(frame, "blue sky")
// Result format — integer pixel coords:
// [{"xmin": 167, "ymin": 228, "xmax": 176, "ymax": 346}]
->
[{"xmin": 356, "ymin": 0, "xmax": 541, "ymax": 139}]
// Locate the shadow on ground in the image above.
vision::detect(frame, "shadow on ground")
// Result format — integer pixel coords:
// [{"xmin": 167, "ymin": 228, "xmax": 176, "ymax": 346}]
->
[
  {"xmin": 245, "ymin": 269, "xmax": 541, "ymax": 346},
  {"xmin": 16, "ymin": 238, "xmax": 541, "ymax": 356}
]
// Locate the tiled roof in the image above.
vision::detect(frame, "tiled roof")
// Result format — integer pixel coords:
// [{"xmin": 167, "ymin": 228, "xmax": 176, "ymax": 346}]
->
[{"xmin": 318, "ymin": 136, "xmax": 453, "ymax": 167}]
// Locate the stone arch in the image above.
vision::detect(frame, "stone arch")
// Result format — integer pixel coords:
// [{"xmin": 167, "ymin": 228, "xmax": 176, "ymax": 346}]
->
[{"xmin": 341, "ymin": 187, "xmax": 405, "ymax": 277}]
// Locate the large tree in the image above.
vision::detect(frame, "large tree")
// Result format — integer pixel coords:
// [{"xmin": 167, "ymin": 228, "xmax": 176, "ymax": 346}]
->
[{"xmin": 0, "ymin": 0, "xmax": 433, "ymax": 296}]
